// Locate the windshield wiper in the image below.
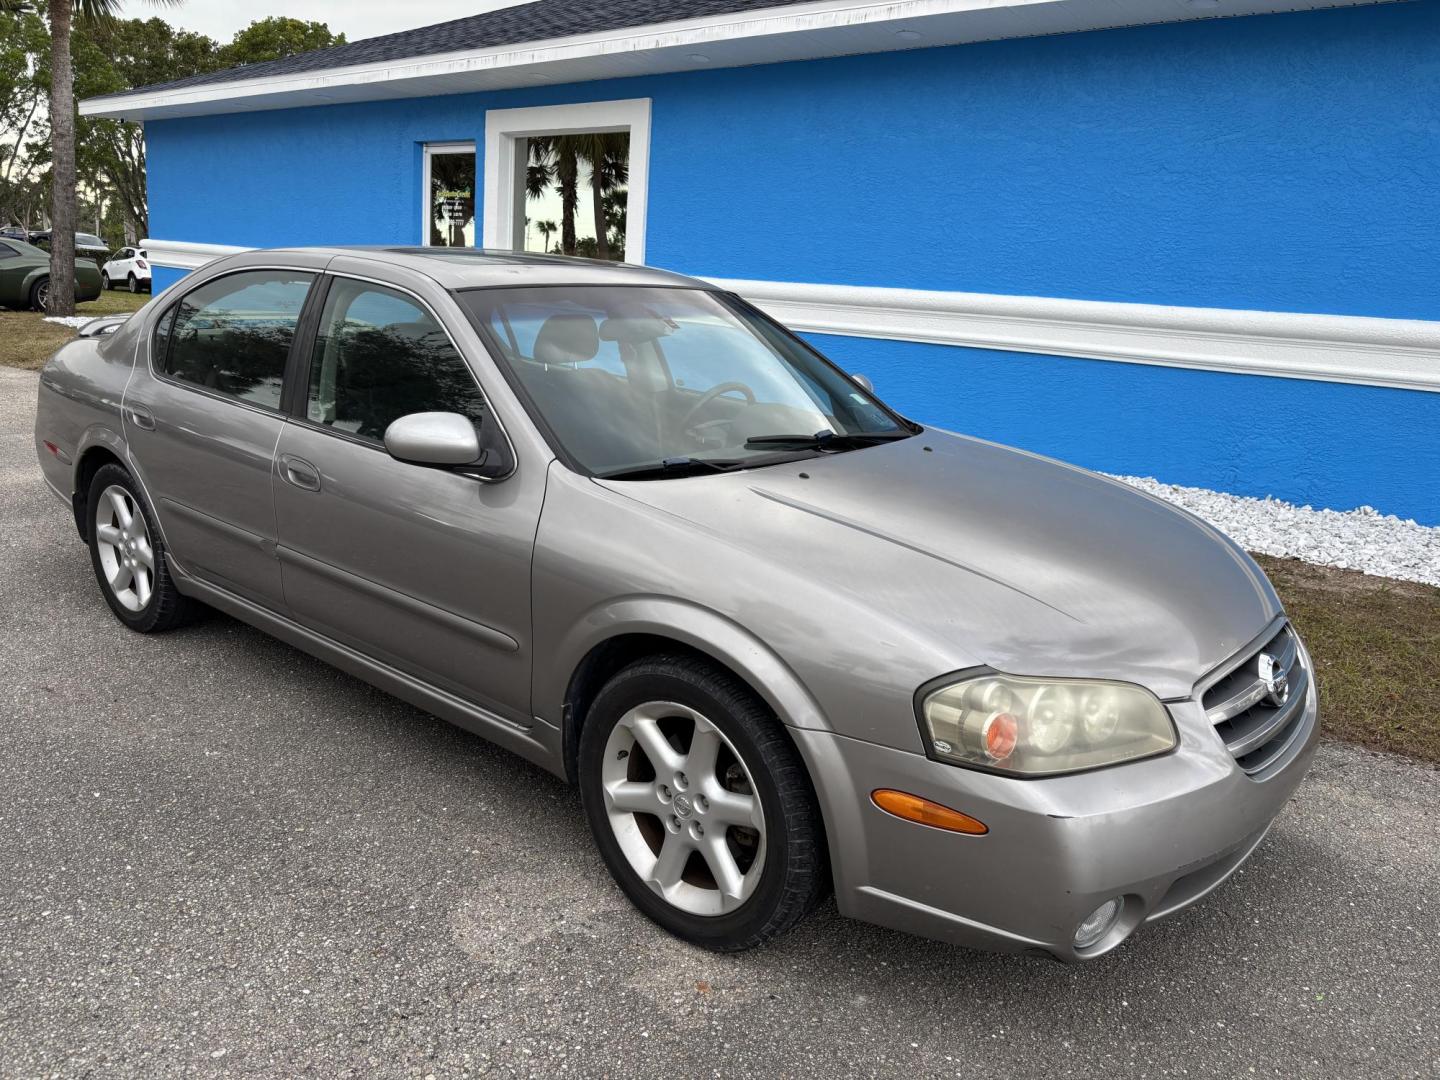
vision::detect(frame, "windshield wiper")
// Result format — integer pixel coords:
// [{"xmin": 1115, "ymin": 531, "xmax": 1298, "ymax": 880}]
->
[
  {"xmin": 597, "ymin": 456, "xmax": 745, "ymax": 481},
  {"xmin": 744, "ymin": 430, "xmax": 913, "ymax": 451}
]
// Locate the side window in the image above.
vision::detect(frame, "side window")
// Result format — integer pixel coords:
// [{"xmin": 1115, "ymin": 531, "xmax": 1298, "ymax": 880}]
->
[
  {"xmin": 162, "ymin": 270, "xmax": 314, "ymax": 410},
  {"xmin": 305, "ymin": 278, "xmax": 487, "ymax": 441},
  {"xmin": 0, "ymin": 242, "xmax": 18, "ymax": 261}
]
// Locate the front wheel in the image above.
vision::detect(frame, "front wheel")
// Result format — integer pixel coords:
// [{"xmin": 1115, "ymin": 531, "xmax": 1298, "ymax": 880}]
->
[
  {"xmin": 85, "ymin": 463, "xmax": 199, "ymax": 632},
  {"xmin": 579, "ymin": 655, "xmax": 829, "ymax": 951},
  {"xmin": 101, "ymin": 272, "xmax": 111, "ymax": 291}
]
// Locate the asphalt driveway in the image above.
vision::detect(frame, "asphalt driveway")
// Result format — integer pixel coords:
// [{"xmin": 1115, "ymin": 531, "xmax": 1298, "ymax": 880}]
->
[{"xmin": 0, "ymin": 366, "xmax": 1436, "ymax": 1079}]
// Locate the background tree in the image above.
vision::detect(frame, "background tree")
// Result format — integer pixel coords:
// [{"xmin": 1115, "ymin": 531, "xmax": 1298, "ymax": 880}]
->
[
  {"xmin": 6, "ymin": 6, "xmax": 346, "ymax": 313},
  {"xmin": 217, "ymin": 17, "xmax": 345, "ymax": 68},
  {"xmin": 69, "ymin": 17, "xmax": 220, "ymax": 241},
  {"xmin": 0, "ymin": 7, "xmax": 49, "ymax": 231},
  {"xmin": 536, "ymin": 219, "xmax": 556, "ymax": 254}
]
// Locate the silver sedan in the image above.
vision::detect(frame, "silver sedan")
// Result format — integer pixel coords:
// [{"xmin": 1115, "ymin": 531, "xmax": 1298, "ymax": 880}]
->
[{"xmin": 34, "ymin": 247, "xmax": 1318, "ymax": 959}]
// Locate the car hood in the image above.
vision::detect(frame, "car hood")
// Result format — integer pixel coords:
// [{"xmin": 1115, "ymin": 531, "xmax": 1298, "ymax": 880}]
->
[{"xmin": 598, "ymin": 431, "xmax": 1281, "ymax": 699}]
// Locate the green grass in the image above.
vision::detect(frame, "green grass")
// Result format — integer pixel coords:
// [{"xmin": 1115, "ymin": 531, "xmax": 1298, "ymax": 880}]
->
[
  {"xmin": 0, "ymin": 288, "xmax": 150, "ymax": 370},
  {"xmin": 1258, "ymin": 555, "xmax": 1440, "ymax": 764}
]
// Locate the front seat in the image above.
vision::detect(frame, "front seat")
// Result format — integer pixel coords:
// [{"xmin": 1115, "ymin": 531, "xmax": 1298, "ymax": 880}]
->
[{"xmin": 522, "ymin": 314, "xmax": 657, "ymax": 469}]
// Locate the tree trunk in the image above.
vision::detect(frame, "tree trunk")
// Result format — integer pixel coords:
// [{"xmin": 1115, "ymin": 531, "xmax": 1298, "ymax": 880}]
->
[
  {"xmin": 590, "ymin": 163, "xmax": 609, "ymax": 261},
  {"xmin": 558, "ymin": 145, "xmax": 578, "ymax": 256},
  {"xmin": 47, "ymin": 0, "xmax": 77, "ymax": 316}
]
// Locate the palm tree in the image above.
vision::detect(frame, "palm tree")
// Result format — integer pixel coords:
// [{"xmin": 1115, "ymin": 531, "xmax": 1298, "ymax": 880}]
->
[
  {"xmin": 6, "ymin": 0, "xmax": 177, "ymax": 315},
  {"xmin": 567, "ymin": 132, "xmax": 629, "ymax": 261},
  {"xmin": 536, "ymin": 219, "xmax": 557, "ymax": 254}
]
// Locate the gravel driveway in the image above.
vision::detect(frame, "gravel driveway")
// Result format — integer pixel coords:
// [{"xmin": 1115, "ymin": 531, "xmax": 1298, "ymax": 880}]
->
[{"xmin": 1, "ymin": 366, "xmax": 1436, "ymax": 1079}]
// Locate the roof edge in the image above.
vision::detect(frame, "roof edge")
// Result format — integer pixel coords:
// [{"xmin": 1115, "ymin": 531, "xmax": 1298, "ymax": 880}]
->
[{"xmin": 80, "ymin": 0, "xmax": 1387, "ymax": 122}]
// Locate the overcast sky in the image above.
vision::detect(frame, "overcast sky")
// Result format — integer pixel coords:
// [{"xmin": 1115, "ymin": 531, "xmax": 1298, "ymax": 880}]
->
[{"xmin": 157, "ymin": 0, "xmax": 528, "ymax": 45}]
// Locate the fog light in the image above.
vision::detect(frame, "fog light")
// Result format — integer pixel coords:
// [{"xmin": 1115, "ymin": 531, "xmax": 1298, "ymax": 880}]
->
[{"xmin": 1074, "ymin": 897, "xmax": 1123, "ymax": 949}]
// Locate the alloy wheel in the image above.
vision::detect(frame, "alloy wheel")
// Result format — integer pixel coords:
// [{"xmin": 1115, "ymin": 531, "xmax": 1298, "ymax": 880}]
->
[
  {"xmin": 94, "ymin": 484, "xmax": 155, "ymax": 612},
  {"xmin": 600, "ymin": 701, "xmax": 766, "ymax": 916},
  {"xmin": 34, "ymin": 279, "xmax": 49, "ymax": 310}
]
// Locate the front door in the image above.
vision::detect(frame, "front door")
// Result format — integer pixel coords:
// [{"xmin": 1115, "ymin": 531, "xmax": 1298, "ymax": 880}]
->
[
  {"xmin": 123, "ymin": 265, "xmax": 319, "ymax": 608},
  {"xmin": 271, "ymin": 274, "xmax": 540, "ymax": 725}
]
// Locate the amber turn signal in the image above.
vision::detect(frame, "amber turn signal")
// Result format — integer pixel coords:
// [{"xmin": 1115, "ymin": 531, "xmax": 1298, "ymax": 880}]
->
[{"xmin": 870, "ymin": 789, "xmax": 988, "ymax": 835}]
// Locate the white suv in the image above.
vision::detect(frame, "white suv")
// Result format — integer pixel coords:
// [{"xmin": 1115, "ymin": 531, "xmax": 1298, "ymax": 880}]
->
[{"xmin": 100, "ymin": 247, "xmax": 151, "ymax": 293}]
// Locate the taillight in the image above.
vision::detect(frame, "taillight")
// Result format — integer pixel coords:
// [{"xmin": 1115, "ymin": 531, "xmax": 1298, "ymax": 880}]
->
[{"xmin": 136, "ymin": 259, "xmax": 148, "ymax": 269}]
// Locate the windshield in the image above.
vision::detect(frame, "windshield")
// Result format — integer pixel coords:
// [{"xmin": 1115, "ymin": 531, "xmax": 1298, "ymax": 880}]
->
[
  {"xmin": 76, "ymin": 234, "xmax": 106, "ymax": 247},
  {"xmin": 459, "ymin": 286, "xmax": 912, "ymax": 477}
]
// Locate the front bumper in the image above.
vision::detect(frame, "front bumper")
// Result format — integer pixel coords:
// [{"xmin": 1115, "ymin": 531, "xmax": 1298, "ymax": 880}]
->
[{"xmin": 794, "ymin": 669, "xmax": 1318, "ymax": 961}]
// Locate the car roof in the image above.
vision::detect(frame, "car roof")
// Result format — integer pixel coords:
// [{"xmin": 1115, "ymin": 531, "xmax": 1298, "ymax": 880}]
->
[{"xmin": 248, "ymin": 246, "xmax": 714, "ymax": 291}]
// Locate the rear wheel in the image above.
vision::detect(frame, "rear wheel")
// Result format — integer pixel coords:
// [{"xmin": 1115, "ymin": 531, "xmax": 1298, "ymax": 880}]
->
[
  {"xmin": 127, "ymin": 273, "xmax": 139, "ymax": 294},
  {"xmin": 579, "ymin": 655, "xmax": 828, "ymax": 951},
  {"xmin": 85, "ymin": 463, "xmax": 198, "ymax": 633},
  {"xmin": 28, "ymin": 276, "xmax": 49, "ymax": 312}
]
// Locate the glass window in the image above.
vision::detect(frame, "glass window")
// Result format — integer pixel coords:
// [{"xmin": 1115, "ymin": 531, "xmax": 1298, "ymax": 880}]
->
[
  {"xmin": 162, "ymin": 270, "xmax": 314, "ymax": 410},
  {"xmin": 306, "ymin": 278, "xmax": 487, "ymax": 442},
  {"xmin": 0, "ymin": 242, "xmax": 17, "ymax": 261},
  {"xmin": 461, "ymin": 286, "xmax": 910, "ymax": 477},
  {"xmin": 518, "ymin": 131, "xmax": 629, "ymax": 261},
  {"xmin": 426, "ymin": 144, "xmax": 476, "ymax": 248}
]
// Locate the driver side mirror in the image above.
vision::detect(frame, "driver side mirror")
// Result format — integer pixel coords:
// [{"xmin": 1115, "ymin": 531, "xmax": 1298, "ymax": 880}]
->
[
  {"xmin": 850, "ymin": 372, "xmax": 874, "ymax": 393},
  {"xmin": 383, "ymin": 411, "xmax": 514, "ymax": 481}
]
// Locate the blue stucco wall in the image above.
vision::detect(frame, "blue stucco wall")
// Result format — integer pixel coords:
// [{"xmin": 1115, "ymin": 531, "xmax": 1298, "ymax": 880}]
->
[{"xmin": 146, "ymin": 2, "xmax": 1440, "ymax": 522}]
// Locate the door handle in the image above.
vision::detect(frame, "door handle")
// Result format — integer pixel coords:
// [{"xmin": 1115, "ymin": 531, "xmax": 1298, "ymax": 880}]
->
[
  {"xmin": 126, "ymin": 404, "xmax": 156, "ymax": 431},
  {"xmin": 279, "ymin": 453, "xmax": 321, "ymax": 492}
]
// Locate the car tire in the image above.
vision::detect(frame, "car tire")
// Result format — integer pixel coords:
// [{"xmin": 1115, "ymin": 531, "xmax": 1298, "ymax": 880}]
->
[
  {"xmin": 85, "ymin": 463, "xmax": 199, "ymax": 633},
  {"xmin": 127, "ymin": 273, "xmax": 138, "ymax": 294},
  {"xmin": 579, "ymin": 654, "xmax": 829, "ymax": 951},
  {"xmin": 28, "ymin": 276, "xmax": 48, "ymax": 312},
  {"xmin": 101, "ymin": 272, "xmax": 111, "ymax": 291}
]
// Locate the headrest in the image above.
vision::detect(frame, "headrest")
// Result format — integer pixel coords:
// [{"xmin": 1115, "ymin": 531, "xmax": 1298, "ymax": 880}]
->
[{"xmin": 533, "ymin": 313, "xmax": 599, "ymax": 366}]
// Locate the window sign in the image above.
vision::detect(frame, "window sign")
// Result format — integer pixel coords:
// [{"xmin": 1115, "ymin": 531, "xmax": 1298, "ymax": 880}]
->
[{"xmin": 424, "ymin": 143, "xmax": 476, "ymax": 247}]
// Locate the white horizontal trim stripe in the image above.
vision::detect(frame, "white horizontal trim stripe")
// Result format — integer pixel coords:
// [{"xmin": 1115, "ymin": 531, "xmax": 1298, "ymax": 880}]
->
[
  {"xmin": 710, "ymin": 278, "xmax": 1440, "ymax": 393},
  {"xmin": 82, "ymin": 0, "xmax": 1384, "ymax": 121},
  {"xmin": 144, "ymin": 239, "xmax": 250, "ymax": 270},
  {"xmin": 141, "ymin": 239, "xmax": 1440, "ymax": 393}
]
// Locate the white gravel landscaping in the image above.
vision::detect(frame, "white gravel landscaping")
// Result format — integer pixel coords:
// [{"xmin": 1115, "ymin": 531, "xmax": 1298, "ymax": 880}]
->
[
  {"xmin": 42, "ymin": 316, "xmax": 99, "ymax": 329},
  {"xmin": 1111, "ymin": 474, "xmax": 1440, "ymax": 588}
]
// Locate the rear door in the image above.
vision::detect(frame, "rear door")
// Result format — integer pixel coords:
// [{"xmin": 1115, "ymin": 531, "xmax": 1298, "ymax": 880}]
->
[
  {"xmin": 123, "ymin": 260, "xmax": 325, "ymax": 608},
  {"xmin": 271, "ymin": 269, "xmax": 544, "ymax": 726}
]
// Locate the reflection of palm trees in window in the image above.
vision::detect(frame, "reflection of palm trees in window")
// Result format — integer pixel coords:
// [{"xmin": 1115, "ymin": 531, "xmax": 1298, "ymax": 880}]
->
[{"xmin": 525, "ymin": 132, "xmax": 628, "ymax": 259}]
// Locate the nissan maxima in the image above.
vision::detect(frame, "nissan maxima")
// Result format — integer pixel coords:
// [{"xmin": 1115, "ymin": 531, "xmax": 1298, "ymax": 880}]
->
[{"xmin": 34, "ymin": 248, "xmax": 1318, "ymax": 959}]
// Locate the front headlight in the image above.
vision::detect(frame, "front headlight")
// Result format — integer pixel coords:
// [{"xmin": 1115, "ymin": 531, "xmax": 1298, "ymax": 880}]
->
[{"xmin": 918, "ymin": 672, "xmax": 1176, "ymax": 777}]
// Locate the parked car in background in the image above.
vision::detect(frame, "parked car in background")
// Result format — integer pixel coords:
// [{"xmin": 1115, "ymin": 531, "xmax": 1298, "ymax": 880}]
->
[
  {"xmin": 33, "ymin": 247, "xmax": 1318, "ymax": 960},
  {"xmin": 28, "ymin": 230, "xmax": 111, "ymax": 264},
  {"xmin": 0, "ymin": 237, "xmax": 103, "ymax": 310},
  {"xmin": 0, "ymin": 225, "xmax": 29, "ymax": 241},
  {"xmin": 101, "ymin": 247, "xmax": 151, "ymax": 293}
]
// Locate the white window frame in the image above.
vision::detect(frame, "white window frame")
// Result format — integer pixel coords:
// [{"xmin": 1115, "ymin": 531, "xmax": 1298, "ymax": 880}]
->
[
  {"xmin": 421, "ymin": 141, "xmax": 477, "ymax": 247},
  {"xmin": 482, "ymin": 98, "xmax": 651, "ymax": 263}
]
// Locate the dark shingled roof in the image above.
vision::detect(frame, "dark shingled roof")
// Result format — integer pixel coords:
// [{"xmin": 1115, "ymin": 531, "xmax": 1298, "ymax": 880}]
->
[{"xmin": 97, "ymin": 0, "xmax": 818, "ymax": 100}]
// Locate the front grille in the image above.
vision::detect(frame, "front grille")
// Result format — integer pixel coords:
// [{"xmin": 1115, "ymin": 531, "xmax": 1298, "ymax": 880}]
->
[{"xmin": 1201, "ymin": 622, "xmax": 1311, "ymax": 779}]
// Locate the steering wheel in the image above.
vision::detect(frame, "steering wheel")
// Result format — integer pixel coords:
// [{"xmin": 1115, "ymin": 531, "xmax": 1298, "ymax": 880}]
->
[{"xmin": 679, "ymin": 381, "xmax": 757, "ymax": 435}]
